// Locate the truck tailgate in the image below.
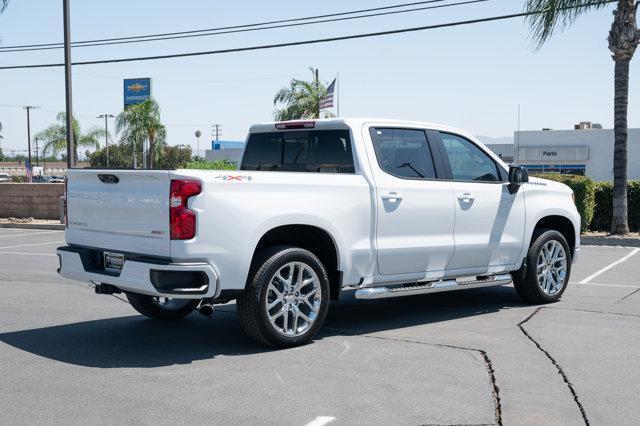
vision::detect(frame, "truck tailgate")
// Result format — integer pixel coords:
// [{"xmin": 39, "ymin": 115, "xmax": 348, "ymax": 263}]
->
[{"xmin": 65, "ymin": 169, "xmax": 172, "ymax": 257}]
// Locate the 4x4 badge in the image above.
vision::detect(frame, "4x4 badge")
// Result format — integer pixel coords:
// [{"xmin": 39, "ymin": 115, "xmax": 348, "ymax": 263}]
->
[{"xmin": 214, "ymin": 175, "xmax": 253, "ymax": 181}]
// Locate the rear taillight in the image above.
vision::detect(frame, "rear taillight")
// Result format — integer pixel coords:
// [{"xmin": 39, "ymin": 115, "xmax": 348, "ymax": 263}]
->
[
  {"xmin": 170, "ymin": 179, "xmax": 202, "ymax": 240},
  {"xmin": 64, "ymin": 177, "xmax": 68, "ymax": 227}
]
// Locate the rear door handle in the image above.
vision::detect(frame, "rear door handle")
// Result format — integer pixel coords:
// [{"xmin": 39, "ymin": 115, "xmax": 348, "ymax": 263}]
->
[
  {"xmin": 457, "ymin": 193, "xmax": 474, "ymax": 202},
  {"xmin": 382, "ymin": 192, "xmax": 402, "ymax": 203}
]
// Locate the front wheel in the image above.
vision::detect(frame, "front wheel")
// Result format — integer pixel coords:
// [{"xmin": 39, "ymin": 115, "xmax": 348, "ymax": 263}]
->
[
  {"xmin": 126, "ymin": 293, "xmax": 200, "ymax": 320},
  {"xmin": 237, "ymin": 246, "xmax": 330, "ymax": 347},
  {"xmin": 513, "ymin": 229, "xmax": 572, "ymax": 304}
]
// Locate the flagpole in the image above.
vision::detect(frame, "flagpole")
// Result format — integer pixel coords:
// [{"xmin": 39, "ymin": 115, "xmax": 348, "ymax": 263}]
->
[{"xmin": 336, "ymin": 73, "xmax": 340, "ymax": 117}]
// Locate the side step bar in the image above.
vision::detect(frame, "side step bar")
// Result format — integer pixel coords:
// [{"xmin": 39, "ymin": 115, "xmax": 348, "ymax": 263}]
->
[{"xmin": 354, "ymin": 274, "xmax": 512, "ymax": 300}]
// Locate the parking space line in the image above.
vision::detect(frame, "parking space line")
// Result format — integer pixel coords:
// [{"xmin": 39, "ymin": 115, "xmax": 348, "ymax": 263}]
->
[
  {"xmin": 572, "ymin": 281, "xmax": 639, "ymax": 288},
  {"xmin": 0, "ymin": 231, "xmax": 63, "ymax": 238},
  {"xmin": 306, "ymin": 416, "xmax": 335, "ymax": 426},
  {"xmin": 0, "ymin": 251, "xmax": 57, "ymax": 257},
  {"xmin": 579, "ymin": 248, "xmax": 640, "ymax": 284},
  {"xmin": 0, "ymin": 241, "xmax": 65, "ymax": 250}
]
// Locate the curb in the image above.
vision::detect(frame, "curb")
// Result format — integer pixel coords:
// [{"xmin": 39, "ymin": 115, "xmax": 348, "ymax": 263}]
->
[
  {"xmin": 0, "ymin": 223, "xmax": 65, "ymax": 231},
  {"xmin": 581, "ymin": 236, "xmax": 640, "ymax": 248}
]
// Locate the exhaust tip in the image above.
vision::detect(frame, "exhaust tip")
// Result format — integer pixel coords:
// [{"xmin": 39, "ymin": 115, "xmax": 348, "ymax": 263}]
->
[{"xmin": 198, "ymin": 303, "xmax": 214, "ymax": 317}]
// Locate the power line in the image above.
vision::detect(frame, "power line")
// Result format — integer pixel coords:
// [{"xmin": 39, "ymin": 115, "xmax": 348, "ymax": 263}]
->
[
  {"xmin": 0, "ymin": 11, "xmax": 551, "ymax": 70},
  {"xmin": 0, "ymin": 3, "xmax": 615, "ymax": 71},
  {"xmin": 0, "ymin": 0, "xmax": 487, "ymax": 53},
  {"xmin": 0, "ymin": 0, "xmax": 455, "ymax": 50}
]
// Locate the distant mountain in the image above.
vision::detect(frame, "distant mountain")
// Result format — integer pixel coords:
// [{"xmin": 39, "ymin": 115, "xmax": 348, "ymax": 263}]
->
[{"xmin": 476, "ymin": 135, "xmax": 513, "ymax": 145}]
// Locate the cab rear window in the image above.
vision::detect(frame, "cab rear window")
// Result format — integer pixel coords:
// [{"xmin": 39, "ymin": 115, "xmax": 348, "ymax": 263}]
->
[{"xmin": 241, "ymin": 130, "xmax": 355, "ymax": 173}]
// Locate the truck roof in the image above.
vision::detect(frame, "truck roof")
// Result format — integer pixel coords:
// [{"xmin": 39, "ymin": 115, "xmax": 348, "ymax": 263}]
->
[{"xmin": 249, "ymin": 118, "xmax": 475, "ymax": 141}]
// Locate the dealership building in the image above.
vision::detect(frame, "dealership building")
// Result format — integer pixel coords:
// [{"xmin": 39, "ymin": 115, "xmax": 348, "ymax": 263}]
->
[{"xmin": 485, "ymin": 122, "xmax": 640, "ymax": 181}]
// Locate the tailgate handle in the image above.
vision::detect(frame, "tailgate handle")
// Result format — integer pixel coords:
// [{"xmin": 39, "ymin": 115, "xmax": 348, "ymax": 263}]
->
[{"xmin": 98, "ymin": 174, "xmax": 119, "ymax": 184}]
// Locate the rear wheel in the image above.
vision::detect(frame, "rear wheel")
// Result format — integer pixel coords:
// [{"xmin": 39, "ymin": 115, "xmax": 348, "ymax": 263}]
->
[
  {"xmin": 237, "ymin": 246, "xmax": 330, "ymax": 347},
  {"xmin": 126, "ymin": 293, "xmax": 200, "ymax": 320},
  {"xmin": 513, "ymin": 229, "xmax": 571, "ymax": 304}
]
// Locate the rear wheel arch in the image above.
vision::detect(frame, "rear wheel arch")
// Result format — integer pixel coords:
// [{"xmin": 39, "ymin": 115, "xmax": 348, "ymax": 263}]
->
[{"xmin": 249, "ymin": 224, "xmax": 342, "ymax": 300}]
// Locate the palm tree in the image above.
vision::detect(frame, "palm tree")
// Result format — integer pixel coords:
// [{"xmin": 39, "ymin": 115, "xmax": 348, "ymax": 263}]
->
[
  {"xmin": 1, "ymin": 0, "xmax": 10, "ymax": 43},
  {"xmin": 115, "ymin": 98, "xmax": 166, "ymax": 169},
  {"xmin": 35, "ymin": 112, "xmax": 106, "ymax": 164},
  {"xmin": 274, "ymin": 67, "xmax": 335, "ymax": 121},
  {"xmin": 525, "ymin": 0, "xmax": 639, "ymax": 234}
]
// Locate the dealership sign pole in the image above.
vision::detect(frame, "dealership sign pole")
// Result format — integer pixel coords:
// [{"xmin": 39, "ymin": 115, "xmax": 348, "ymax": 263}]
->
[{"xmin": 63, "ymin": 0, "xmax": 75, "ymax": 169}]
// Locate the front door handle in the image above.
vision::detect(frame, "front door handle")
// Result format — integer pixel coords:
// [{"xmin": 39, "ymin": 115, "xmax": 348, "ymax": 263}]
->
[
  {"xmin": 382, "ymin": 192, "xmax": 402, "ymax": 203},
  {"xmin": 457, "ymin": 193, "xmax": 474, "ymax": 203}
]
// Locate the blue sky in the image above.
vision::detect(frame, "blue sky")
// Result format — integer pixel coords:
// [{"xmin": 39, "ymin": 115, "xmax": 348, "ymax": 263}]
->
[{"xmin": 0, "ymin": 0, "xmax": 634, "ymax": 157}]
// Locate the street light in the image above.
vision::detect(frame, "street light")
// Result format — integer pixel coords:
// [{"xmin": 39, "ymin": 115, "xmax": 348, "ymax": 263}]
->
[
  {"xmin": 195, "ymin": 130, "xmax": 201, "ymax": 159},
  {"xmin": 97, "ymin": 114, "xmax": 115, "ymax": 167}
]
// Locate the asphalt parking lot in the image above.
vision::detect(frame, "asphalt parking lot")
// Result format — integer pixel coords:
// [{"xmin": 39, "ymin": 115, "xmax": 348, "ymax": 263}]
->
[{"xmin": 1, "ymin": 229, "xmax": 639, "ymax": 425}]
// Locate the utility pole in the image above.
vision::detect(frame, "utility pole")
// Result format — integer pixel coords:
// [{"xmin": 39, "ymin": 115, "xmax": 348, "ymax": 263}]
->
[
  {"xmin": 62, "ymin": 0, "xmax": 75, "ymax": 169},
  {"xmin": 35, "ymin": 137, "xmax": 39, "ymax": 167},
  {"xmin": 97, "ymin": 114, "xmax": 115, "ymax": 167},
  {"xmin": 23, "ymin": 106, "xmax": 38, "ymax": 181},
  {"xmin": 212, "ymin": 124, "xmax": 222, "ymax": 142}
]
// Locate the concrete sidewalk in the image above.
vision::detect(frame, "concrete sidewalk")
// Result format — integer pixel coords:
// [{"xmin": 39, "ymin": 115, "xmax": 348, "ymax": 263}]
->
[{"xmin": 0, "ymin": 219, "xmax": 64, "ymax": 230}]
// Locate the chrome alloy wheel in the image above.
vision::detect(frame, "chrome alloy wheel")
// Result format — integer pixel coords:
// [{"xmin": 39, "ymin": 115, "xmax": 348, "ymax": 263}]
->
[
  {"xmin": 536, "ymin": 240, "xmax": 567, "ymax": 296},
  {"xmin": 265, "ymin": 261, "xmax": 321, "ymax": 337},
  {"xmin": 152, "ymin": 297, "xmax": 193, "ymax": 310}
]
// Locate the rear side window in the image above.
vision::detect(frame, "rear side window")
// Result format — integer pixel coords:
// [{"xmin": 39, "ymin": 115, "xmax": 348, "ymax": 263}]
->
[
  {"xmin": 241, "ymin": 130, "xmax": 354, "ymax": 173},
  {"xmin": 371, "ymin": 128, "xmax": 437, "ymax": 179}
]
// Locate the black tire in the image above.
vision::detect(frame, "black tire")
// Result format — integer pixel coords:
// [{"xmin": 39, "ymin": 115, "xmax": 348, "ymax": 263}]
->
[
  {"xmin": 125, "ymin": 292, "xmax": 200, "ymax": 320},
  {"xmin": 237, "ymin": 246, "xmax": 331, "ymax": 347},
  {"xmin": 513, "ymin": 229, "xmax": 572, "ymax": 304}
]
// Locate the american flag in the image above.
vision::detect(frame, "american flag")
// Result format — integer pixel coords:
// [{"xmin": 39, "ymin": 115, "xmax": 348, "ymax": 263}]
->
[
  {"xmin": 320, "ymin": 78, "xmax": 336, "ymax": 110},
  {"xmin": 25, "ymin": 159, "xmax": 32, "ymax": 183}
]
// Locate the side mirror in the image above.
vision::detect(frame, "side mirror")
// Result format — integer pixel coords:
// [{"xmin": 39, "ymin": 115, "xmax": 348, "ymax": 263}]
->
[{"xmin": 509, "ymin": 165, "xmax": 529, "ymax": 185}]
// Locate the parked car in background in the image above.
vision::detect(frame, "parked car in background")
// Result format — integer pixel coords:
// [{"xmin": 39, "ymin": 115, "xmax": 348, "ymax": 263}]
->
[
  {"xmin": 49, "ymin": 176, "xmax": 65, "ymax": 183},
  {"xmin": 0, "ymin": 173, "xmax": 10, "ymax": 182},
  {"xmin": 57, "ymin": 118, "xmax": 581, "ymax": 347},
  {"xmin": 33, "ymin": 175, "xmax": 52, "ymax": 183}
]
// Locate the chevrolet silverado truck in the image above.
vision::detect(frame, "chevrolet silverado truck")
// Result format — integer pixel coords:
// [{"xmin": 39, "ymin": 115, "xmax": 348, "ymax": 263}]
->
[{"xmin": 57, "ymin": 118, "xmax": 580, "ymax": 347}]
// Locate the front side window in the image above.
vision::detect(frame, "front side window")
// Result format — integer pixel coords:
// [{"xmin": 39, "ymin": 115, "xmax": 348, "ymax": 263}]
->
[
  {"xmin": 371, "ymin": 128, "xmax": 437, "ymax": 179},
  {"xmin": 241, "ymin": 130, "xmax": 354, "ymax": 173},
  {"xmin": 440, "ymin": 133, "xmax": 502, "ymax": 182}
]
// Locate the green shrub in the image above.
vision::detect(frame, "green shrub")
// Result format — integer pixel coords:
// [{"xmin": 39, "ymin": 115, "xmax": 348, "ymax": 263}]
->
[
  {"xmin": 591, "ymin": 180, "xmax": 640, "ymax": 232},
  {"xmin": 89, "ymin": 144, "xmax": 193, "ymax": 170},
  {"xmin": 184, "ymin": 159, "xmax": 237, "ymax": 170},
  {"xmin": 592, "ymin": 182, "xmax": 613, "ymax": 231},
  {"xmin": 629, "ymin": 181, "xmax": 640, "ymax": 232},
  {"xmin": 532, "ymin": 174, "xmax": 595, "ymax": 231}
]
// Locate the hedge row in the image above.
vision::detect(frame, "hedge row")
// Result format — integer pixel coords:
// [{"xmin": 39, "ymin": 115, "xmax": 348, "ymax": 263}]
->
[
  {"xmin": 591, "ymin": 180, "xmax": 640, "ymax": 232},
  {"xmin": 533, "ymin": 174, "xmax": 640, "ymax": 232}
]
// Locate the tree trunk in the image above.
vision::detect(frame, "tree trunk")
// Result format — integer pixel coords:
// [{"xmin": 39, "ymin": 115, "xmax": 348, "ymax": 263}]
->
[
  {"xmin": 611, "ymin": 58, "xmax": 630, "ymax": 234},
  {"xmin": 148, "ymin": 135, "xmax": 155, "ymax": 169},
  {"xmin": 608, "ymin": 0, "xmax": 639, "ymax": 234}
]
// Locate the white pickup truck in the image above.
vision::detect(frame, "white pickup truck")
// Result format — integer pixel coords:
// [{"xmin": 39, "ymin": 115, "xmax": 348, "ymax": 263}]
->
[{"xmin": 58, "ymin": 118, "xmax": 580, "ymax": 347}]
